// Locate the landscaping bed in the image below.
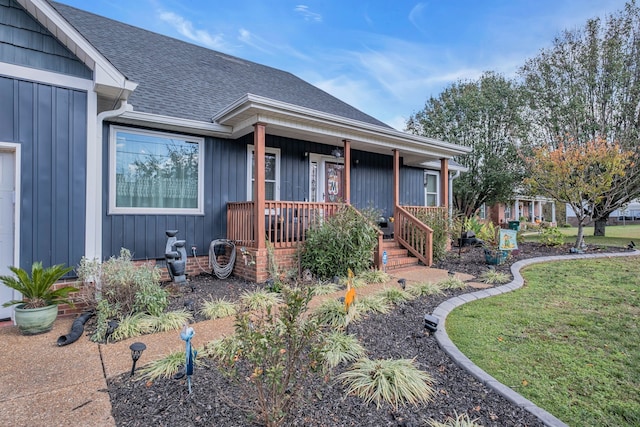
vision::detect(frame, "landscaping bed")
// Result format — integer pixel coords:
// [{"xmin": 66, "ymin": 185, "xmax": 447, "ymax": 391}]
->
[{"xmin": 107, "ymin": 242, "xmax": 627, "ymax": 426}]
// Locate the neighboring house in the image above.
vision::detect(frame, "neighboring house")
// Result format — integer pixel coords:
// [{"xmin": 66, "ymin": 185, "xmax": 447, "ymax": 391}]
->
[
  {"xmin": 565, "ymin": 200, "xmax": 640, "ymax": 226},
  {"xmin": 0, "ymin": 0, "xmax": 470, "ymax": 317},
  {"xmin": 486, "ymin": 196, "xmax": 557, "ymax": 228}
]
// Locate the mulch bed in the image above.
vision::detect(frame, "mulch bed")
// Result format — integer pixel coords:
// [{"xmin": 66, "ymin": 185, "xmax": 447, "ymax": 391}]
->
[{"xmin": 107, "ymin": 242, "xmax": 628, "ymax": 426}]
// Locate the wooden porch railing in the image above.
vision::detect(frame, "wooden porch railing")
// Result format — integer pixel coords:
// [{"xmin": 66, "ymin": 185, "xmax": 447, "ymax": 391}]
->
[
  {"xmin": 227, "ymin": 201, "xmax": 343, "ymax": 248},
  {"xmin": 394, "ymin": 206, "xmax": 447, "ymax": 267}
]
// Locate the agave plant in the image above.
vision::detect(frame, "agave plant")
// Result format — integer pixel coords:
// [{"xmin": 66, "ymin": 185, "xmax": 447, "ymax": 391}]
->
[{"xmin": 1, "ymin": 262, "xmax": 77, "ymax": 309}]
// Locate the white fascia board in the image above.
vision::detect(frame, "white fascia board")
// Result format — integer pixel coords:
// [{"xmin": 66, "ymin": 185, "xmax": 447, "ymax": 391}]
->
[
  {"xmin": 214, "ymin": 94, "xmax": 472, "ymax": 158},
  {"xmin": 0, "ymin": 62, "xmax": 93, "ymax": 90},
  {"xmin": 421, "ymin": 160, "xmax": 469, "ymax": 172},
  {"xmin": 19, "ymin": 0, "xmax": 137, "ymax": 96},
  {"xmin": 115, "ymin": 110, "xmax": 232, "ymax": 137}
]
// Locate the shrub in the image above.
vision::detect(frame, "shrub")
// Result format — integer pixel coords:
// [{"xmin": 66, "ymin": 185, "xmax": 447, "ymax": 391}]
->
[
  {"xmin": 428, "ymin": 412, "xmax": 483, "ymax": 427},
  {"xmin": 310, "ymin": 282, "xmax": 340, "ymax": 296},
  {"xmin": 479, "ymin": 269, "xmax": 511, "ymax": 284},
  {"xmin": 338, "ymin": 358, "xmax": 435, "ymax": 409},
  {"xmin": 239, "ymin": 288, "xmax": 283, "ymax": 311},
  {"xmin": 407, "ymin": 281, "xmax": 444, "ymax": 297},
  {"xmin": 358, "ymin": 295, "xmax": 392, "ymax": 315},
  {"xmin": 312, "ymin": 298, "xmax": 350, "ymax": 329},
  {"xmin": 319, "ymin": 331, "xmax": 366, "ymax": 369},
  {"xmin": 145, "ymin": 310, "xmax": 193, "ymax": 332},
  {"xmin": 377, "ymin": 287, "xmax": 414, "ymax": 305},
  {"xmin": 438, "ymin": 276, "xmax": 467, "ymax": 290},
  {"xmin": 78, "ymin": 248, "xmax": 167, "ymax": 342},
  {"xmin": 140, "ymin": 350, "xmax": 187, "ymax": 380},
  {"xmin": 200, "ymin": 297, "xmax": 238, "ymax": 319},
  {"xmin": 539, "ymin": 226, "xmax": 565, "ymax": 246},
  {"xmin": 210, "ymin": 286, "xmax": 324, "ymax": 427},
  {"xmin": 357, "ymin": 269, "xmax": 390, "ymax": 284},
  {"xmin": 301, "ymin": 206, "xmax": 379, "ymax": 279}
]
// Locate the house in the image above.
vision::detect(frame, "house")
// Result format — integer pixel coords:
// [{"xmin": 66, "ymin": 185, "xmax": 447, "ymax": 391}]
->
[
  {"xmin": 565, "ymin": 199, "xmax": 640, "ymax": 226},
  {"xmin": 486, "ymin": 196, "xmax": 558, "ymax": 229},
  {"xmin": 0, "ymin": 0, "xmax": 470, "ymax": 318}
]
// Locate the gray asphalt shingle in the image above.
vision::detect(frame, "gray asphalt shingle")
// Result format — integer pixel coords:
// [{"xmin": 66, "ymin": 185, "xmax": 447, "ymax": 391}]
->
[{"xmin": 50, "ymin": 1, "xmax": 391, "ymax": 128}]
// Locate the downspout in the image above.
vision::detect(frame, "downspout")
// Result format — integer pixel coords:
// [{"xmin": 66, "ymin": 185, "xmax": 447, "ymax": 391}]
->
[{"xmin": 86, "ymin": 100, "xmax": 133, "ymax": 263}]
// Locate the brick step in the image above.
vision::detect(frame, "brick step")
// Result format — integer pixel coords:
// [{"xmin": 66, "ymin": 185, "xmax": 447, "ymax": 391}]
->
[
  {"xmin": 383, "ymin": 256, "xmax": 420, "ymax": 270},
  {"xmin": 379, "ymin": 239, "xmax": 421, "ymax": 270}
]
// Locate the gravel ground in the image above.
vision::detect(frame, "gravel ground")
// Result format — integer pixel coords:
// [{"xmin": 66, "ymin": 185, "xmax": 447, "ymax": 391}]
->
[{"xmin": 107, "ymin": 242, "xmax": 627, "ymax": 427}]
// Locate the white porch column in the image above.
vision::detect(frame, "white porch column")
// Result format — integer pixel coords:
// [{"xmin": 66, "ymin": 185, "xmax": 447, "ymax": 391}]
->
[
  {"xmin": 514, "ymin": 199, "xmax": 520, "ymax": 221},
  {"xmin": 530, "ymin": 201, "xmax": 534, "ymax": 221},
  {"xmin": 551, "ymin": 202, "xmax": 556, "ymax": 224},
  {"xmin": 538, "ymin": 200, "xmax": 543, "ymax": 221}
]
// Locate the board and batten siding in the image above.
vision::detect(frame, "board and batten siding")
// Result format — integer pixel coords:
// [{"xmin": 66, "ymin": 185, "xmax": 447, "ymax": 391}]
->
[
  {"xmin": 0, "ymin": 75, "xmax": 87, "ymax": 271},
  {"xmin": 0, "ymin": 0, "xmax": 92, "ymax": 79},
  {"xmin": 100, "ymin": 128, "xmax": 431, "ymax": 261}
]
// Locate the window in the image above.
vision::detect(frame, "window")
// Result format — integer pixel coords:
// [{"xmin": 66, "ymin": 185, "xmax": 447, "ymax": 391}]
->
[
  {"xmin": 424, "ymin": 171, "xmax": 439, "ymax": 206},
  {"xmin": 504, "ymin": 204, "xmax": 512, "ymax": 220},
  {"xmin": 478, "ymin": 203, "xmax": 487, "ymax": 220},
  {"xmin": 247, "ymin": 145, "xmax": 280, "ymax": 200},
  {"xmin": 109, "ymin": 126, "xmax": 204, "ymax": 214}
]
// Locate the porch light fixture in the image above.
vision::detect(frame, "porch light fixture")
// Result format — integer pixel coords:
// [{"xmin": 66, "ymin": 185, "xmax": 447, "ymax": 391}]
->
[
  {"xmin": 331, "ymin": 147, "xmax": 343, "ymax": 158},
  {"xmin": 129, "ymin": 342, "xmax": 147, "ymax": 376},
  {"xmin": 424, "ymin": 314, "xmax": 439, "ymax": 333}
]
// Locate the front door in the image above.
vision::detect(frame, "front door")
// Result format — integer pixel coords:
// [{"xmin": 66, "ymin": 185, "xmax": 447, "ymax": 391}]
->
[
  {"xmin": 0, "ymin": 150, "xmax": 15, "ymax": 319},
  {"xmin": 309, "ymin": 154, "xmax": 344, "ymax": 202}
]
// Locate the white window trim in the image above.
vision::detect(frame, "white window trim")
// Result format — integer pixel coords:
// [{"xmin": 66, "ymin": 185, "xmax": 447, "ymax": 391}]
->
[
  {"xmin": 247, "ymin": 145, "xmax": 281, "ymax": 200},
  {"xmin": 108, "ymin": 125, "xmax": 205, "ymax": 215},
  {"xmin": 424, "ymin": 170, "xmax": 440, "ymax": 207}
]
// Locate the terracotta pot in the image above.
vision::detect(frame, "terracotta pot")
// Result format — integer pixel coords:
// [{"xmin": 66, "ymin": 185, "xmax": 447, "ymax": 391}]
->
[{"xmin": 14, "ymin": 304, "xmax": 58, "ymax": 335}]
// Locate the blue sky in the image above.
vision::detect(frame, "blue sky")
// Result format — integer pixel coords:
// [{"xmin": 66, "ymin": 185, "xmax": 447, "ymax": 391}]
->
[{"xmin": 56, "ymin": 0, "xmax": 629, "ymax": 130}]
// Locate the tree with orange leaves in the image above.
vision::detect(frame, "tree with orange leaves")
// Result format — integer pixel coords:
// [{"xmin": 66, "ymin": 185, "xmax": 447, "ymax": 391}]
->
[{"xmin": 524, "ymin": 138, "xmax": 634, "ymax": 249}]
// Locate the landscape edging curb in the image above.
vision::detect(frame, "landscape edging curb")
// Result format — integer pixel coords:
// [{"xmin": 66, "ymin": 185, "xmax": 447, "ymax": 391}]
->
[{"xmin": 433, "ymin": 249, "xmax": 639, "ymax": 427}]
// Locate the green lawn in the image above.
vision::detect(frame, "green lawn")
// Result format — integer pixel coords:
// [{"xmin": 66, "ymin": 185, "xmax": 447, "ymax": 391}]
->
[
  {"xmin": 447, "ymin": 257, "xmax": 640, "ymax": 426},
  {"xmin": 524, "ymin": 224, "xmax": 640, "ymax": 247}
]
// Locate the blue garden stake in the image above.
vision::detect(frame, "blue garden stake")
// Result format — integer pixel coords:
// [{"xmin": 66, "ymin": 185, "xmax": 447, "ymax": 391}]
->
[{"xmin": 180, "ymin": 324, "xmax": 197, "ymax": 394}]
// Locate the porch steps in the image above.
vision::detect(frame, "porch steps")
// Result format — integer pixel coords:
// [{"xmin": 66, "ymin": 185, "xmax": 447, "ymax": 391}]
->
[{"xmin": 379, "ymin": 239, "xmax": 420, "ymax": 270}]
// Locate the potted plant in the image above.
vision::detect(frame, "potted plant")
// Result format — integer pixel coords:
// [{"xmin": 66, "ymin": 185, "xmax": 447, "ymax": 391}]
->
[
  {"xmin": 1, "ymin": 262, "xmax": 77, "ymax": 335},
  {"xmin": 477, "ymin": 222, "xmax": 509, "ymax": 265}
]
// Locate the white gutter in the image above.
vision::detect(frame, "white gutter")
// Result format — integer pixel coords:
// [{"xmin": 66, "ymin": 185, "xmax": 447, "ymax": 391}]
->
[
  {"xmin": 86, "ymin": 100, "xmax": 133, "ymax": 261},
  {"xmin": 449, "ymin": 170, "xmax": 461, "ymax": 218}
]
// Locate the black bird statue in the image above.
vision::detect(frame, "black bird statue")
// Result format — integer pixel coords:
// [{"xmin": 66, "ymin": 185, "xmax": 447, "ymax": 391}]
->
[
  {"xmin": 397, "ymin": 278, "xmax": 406, "ymax": 290},
  {"xmin": 627, "ymin": 241, "xmax": 636, "ymax": 250}
]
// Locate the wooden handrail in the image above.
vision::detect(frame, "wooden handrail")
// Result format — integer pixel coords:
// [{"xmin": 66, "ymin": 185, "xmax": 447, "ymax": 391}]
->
[
  {"xmin": 394, "ymin": 205, "xmax": 436, "ymax": 266},
  {"xmin": 227, "ymin": 201, "xmax": 343, "ymax": 248}
]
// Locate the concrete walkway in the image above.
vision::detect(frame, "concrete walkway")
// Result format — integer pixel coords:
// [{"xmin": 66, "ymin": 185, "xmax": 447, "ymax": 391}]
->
[{"xmin": 433, "ymin": 249, "xmax": 640, "ymax": 427}]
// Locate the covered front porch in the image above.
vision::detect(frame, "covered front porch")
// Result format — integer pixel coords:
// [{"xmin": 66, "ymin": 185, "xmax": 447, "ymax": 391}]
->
[{"xmin": 226, "ymin": 125, "xmax": 455, "ymax": 282}]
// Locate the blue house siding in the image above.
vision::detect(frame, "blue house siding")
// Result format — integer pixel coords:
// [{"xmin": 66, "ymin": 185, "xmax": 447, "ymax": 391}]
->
[
  {"xmin": 0, "ymin": 75, "xmax": 87, "ymax": 270},
  {"xmin": 101, "ymin": 126, "xmax": 430, "ymax": 261},
  {"xmin": 101, "ymin": 123, "xmax": 249, "ymax": 260},
  {"xmin": 0, "ymin": 0, "xmax": 92, "ymax": 79}
]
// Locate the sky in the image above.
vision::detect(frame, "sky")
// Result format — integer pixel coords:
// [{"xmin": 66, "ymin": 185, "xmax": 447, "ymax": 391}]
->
[{"xmin": 55, "ymin": 0, "xmax": 629, "ymax": 130}]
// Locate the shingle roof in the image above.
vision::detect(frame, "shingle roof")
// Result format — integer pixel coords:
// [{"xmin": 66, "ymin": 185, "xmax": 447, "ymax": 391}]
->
[{"xmin": 49, "ymin": 1, "xmax": 390, "ymax": 128}]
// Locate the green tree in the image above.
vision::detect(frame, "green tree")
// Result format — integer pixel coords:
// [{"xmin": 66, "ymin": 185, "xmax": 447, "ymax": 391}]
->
[
  {"xmin": 524, "ymin": 139, "xmax": 634, "ymax": 249},
  {"xmin": 519, "ymin": 1, "xmax": 640, "ymax": 235},
  {"xmin": 406, "ymin": 72, "xmax": 527, "ymax": 218}
]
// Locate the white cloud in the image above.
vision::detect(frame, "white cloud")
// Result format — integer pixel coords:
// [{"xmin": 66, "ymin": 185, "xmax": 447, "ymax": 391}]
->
[
  {"xmin": 408, "ymin": 2, "xmax": 427, "ymax": 32},
  {"xmin": 294, "ymin": 5, "xmax": 322, "ymax": 22},
  {"xmin": 158, "ymin": 10, "xmax": 226, "ymax": 50}
]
